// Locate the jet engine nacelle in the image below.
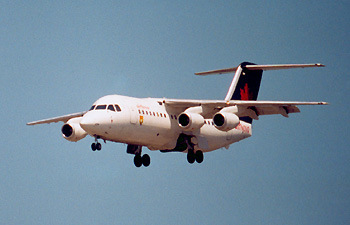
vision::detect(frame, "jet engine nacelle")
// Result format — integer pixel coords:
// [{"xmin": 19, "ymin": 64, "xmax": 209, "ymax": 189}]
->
[
  {"xmin": 178, "ymin": 113, "xmax": 204, "ymax": 131},
  {"xmin": 61, "ymin": 117, "xmax": 87, "ymax": 142},
  {"xmin": 213, "ymin": 112, "xmax": 240, "ymax": 131}
]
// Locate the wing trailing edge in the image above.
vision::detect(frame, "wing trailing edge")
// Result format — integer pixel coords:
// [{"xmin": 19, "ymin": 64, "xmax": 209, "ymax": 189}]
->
[{"xmin": 164, "ymin": 99, "xmax": 328, "ymax": 120}]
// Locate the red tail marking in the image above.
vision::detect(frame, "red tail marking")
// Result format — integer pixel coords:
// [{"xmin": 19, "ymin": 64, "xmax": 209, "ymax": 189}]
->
[{"xmin": 240, "ymin": 83, "xmax": 253, "ymax": 100}]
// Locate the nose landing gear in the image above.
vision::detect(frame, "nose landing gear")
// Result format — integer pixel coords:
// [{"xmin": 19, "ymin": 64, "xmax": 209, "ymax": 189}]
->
[{"xmin": 91, "ymin": 136, "xmax": 102, "ymax": 151}]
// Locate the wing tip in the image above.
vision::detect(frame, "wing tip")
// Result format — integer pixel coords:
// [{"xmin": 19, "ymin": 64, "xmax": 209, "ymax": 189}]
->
[
  {"xmin": 319, "ymin": 101, "xmax": 329, "ymax": 105},
  {"xmin": 195, "ymin": 67, "xmax": 238, "ymax": 75},
  {"xmin": 26, "ymin": 121, "xmax": 50, "ymax": 126}
]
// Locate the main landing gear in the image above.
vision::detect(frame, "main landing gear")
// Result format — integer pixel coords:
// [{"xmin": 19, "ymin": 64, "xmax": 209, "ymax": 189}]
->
[
  {"xmin": 187, "ymin": 149, "xmax": 204, "ymax": 164},
  {"xmin": 127, "ymin": 144, "xmax": 151, "ymax": 168},
  {"xmin": 133, "ymin": 153, "xmax": 151, "ymax": 168},
  {"xmin": 168, "ymin": 134, "xmax": 205, "ymax": 165}
]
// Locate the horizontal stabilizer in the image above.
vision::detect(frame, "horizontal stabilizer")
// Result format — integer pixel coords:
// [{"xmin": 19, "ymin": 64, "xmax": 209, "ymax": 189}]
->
[{"xmin": 195, "ymin": 63, "xmax": 325, "ymax": 75}]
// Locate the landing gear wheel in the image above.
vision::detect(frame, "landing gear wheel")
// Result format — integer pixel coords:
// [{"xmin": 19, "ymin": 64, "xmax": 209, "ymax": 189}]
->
[
  {"xmin": 91, "ymin": 143, "xmax": 96, "ymax": 151},
  {"xmin": 96, "ymin": 143, "xmax": 102, "ymax": 151},
  {"xmin": 134, "ymin": 154, "xmax": 142, "ymax": 168},
  {"xmin": 142, "ymin": 154, "xmax": 151, "ymax": 167},
  {"xmin": 195, "ymin": 150, "xmax": 204, "ymax": 163},
  {"xmin": 187, "ymin": 150, "xmax": 195, "ymax": 164}
]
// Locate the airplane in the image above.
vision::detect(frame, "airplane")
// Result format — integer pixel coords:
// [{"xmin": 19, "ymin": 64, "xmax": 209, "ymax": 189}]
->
[{"xmin": 27, "ymin": 62, "xmax": 328, "ymax": 167}]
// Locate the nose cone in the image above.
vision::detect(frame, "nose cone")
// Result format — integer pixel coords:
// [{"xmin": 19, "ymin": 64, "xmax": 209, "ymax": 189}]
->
[
  {"xmin": 80, "ymin": 112, "xmax": 100, "ymax": 134},
  {"xmin": 80, "ymin": 111, "xmax": 112, "ymax": 136}
]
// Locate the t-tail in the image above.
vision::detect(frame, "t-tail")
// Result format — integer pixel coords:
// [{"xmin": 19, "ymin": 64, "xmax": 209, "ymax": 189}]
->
[
  {"xmin": 195, "ymin": 62, "xmax": 325, "ymax": 123},
  {"xmin": 226, "ymin": 62, "xmax": 262, "ymax": 123}
]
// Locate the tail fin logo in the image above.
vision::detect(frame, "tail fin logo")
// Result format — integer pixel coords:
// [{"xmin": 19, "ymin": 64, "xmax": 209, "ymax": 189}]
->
[{"xmin": 240, "ymin": 83, "xmax": 253, "ymax": 100}]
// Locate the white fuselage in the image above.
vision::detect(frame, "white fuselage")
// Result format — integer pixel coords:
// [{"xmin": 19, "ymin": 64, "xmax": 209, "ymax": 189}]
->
[
  {"xmin": 27, "ymin": 62, "xmax": 327, "ymax": 167},
  {"xmin": 79, "ymin": 95, "xmax": 252, "ymax": 153}
]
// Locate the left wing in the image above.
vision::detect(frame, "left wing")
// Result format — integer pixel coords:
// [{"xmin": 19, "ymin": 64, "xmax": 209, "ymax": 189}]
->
[
  {"xmin": 27, "ymin": 111, "xmax": 86, "ymax": 125},
  {"xmin": 164, "ymin": 99, "xmax": 328, "ymax": 118}
]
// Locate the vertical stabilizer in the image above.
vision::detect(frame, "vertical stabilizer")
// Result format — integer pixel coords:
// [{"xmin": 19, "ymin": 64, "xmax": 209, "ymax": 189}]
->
[
  {"xmin": 227, "ymin": 62, "xmax": 263, "ymax": 123},
  {"xmin": 228, "ymin": 62, "xmax": 263, "ymax": 101}
]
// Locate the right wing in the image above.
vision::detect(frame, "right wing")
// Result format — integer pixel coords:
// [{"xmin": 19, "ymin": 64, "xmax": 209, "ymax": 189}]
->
[
  {"xmin": 27, "ymin": 111, "xmax": 86, "ymax": 125},
  {"xmin": 228, "ymin": 101, "xmax": 327, "ymax": 118},
  {"xmin": 164, "ymin": 99, "xmax": 328, "ymax": 119}
]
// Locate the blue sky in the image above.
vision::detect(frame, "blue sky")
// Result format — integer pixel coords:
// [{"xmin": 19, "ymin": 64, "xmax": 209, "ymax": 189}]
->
[{"xmin": 1, "ymin": 1, "xmax": 349, "ymax": 224}]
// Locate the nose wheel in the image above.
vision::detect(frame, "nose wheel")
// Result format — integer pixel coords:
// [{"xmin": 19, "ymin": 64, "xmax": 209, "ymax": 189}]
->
[{"xmin": 91, "ymin": 137, "xmax": 102, "ymax": 151}]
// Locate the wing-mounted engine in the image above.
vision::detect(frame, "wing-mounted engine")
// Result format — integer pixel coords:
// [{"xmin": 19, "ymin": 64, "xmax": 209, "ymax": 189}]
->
[
  {"xmin": 213, "ymin": 112, "xmax": 240, "ymax": 131},
  {"xmin": 177, "ymin": 106, "xmax": 206, "ymax": 131},
  {"xmin": 178, "ymin": 112, "xmax": 205, "ymax": 131},
  {"xmin": 61, "ymin": 117, "xmax": 87, "ymax": 142},
  {"xmin": 213, "ymin": 106, "xmax": 240, "ymax": 131}
]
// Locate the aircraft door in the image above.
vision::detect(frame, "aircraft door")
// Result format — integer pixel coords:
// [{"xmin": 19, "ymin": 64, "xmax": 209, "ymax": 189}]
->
[{"xmin": 129, "ymin": 106, "xmax": 138, "ymax": 124}]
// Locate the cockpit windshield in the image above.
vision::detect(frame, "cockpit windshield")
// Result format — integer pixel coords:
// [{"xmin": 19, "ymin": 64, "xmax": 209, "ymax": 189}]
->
[
  {"xmin": 89, "ymin": 104, "xmax": 121, "ymax": 112},
  {"xmin": 115, "ymin": 104, "xmax": 121, "ymax": 112},
  {"xmin": 95, "ymin": 105, "xmax": 107, "ymax": 110},
  {"xmin": 107, "ymin": 105, "xmax": 115, "ymax": 111}
]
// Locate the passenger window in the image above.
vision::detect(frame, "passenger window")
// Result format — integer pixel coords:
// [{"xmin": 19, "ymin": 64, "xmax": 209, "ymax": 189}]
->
[
  {"xmin": 108, "ymin": 105, "xmax": 115, "ymax": 111},
  {"xmin": 96, "ymin": 105, "xmax": 107, "ymax": 110},
  {"xmin": 89, "ymin": 105, "xmax": 96, "ymax": 111},
  {"xmin": 115, "ymin": 105, "xmax": 121, "ymax": 112}
]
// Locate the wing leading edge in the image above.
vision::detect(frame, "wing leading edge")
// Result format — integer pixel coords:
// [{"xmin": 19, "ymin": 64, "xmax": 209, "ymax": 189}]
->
[
  {"xmin": 164, "ymin": 99, "xmax": 328, "ymax": 118},
  {"xmin": 27, "ymin": 111, "xmax": 86, "ymax": 125},
  {"xmin": 164, "ymin": 99, "xmax": 328, "ymax": 107}
]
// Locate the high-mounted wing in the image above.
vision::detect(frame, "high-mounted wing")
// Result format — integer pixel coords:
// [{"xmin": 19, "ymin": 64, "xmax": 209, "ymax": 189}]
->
[
  {"xmin": 164, "ymin": 99, "xmax": 328, "ymax": 107},
  {"xmin": 164, "ymin": 99, "xmax": 328, "ymax": 118},
  {"xmin": 230, "ymin": 101, "xmax": 328, "ymax": 118},
  {"xmin": 27, "ymin": 111, "xmax": 86, "ymax": 125}
]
